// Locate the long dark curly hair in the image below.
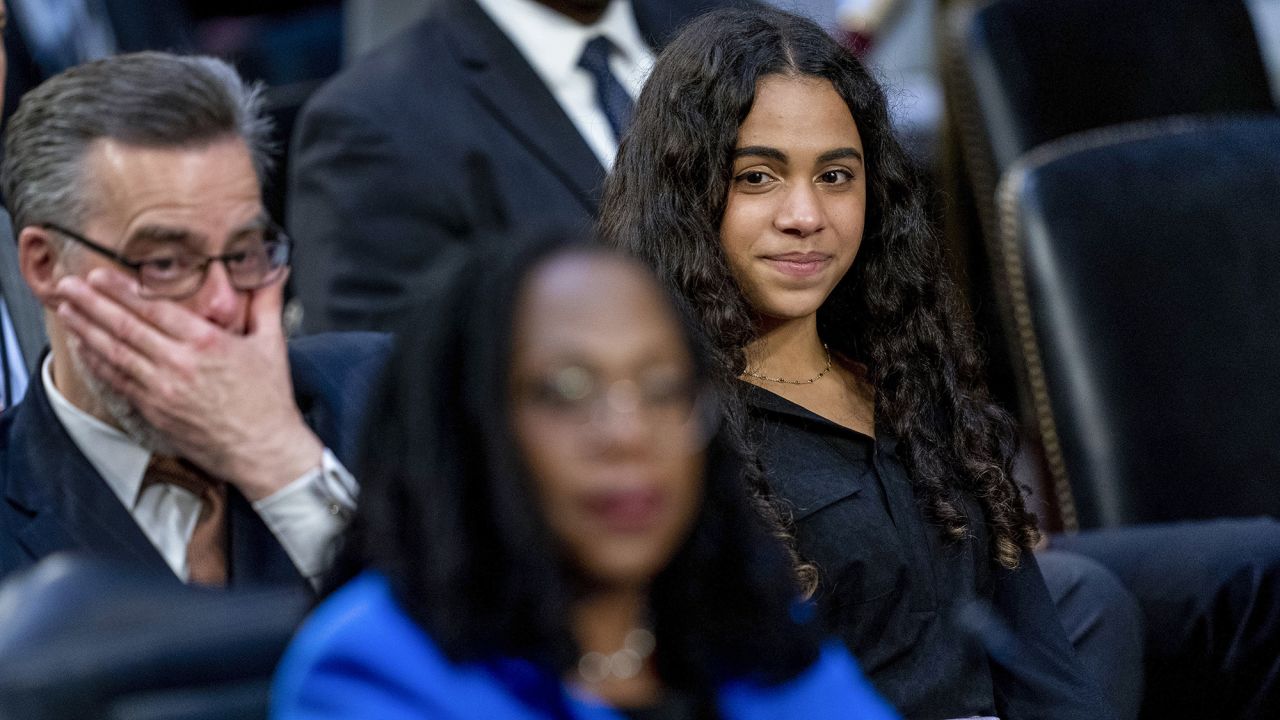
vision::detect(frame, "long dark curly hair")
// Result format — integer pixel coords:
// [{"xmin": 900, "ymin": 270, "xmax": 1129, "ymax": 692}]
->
[{"xmin": 599, "ymin": 6, "xmax": 1038, "ymax": 568}]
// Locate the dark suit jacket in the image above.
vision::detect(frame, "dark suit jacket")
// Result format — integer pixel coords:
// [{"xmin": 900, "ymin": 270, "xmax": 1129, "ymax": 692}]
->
[
  {"xmin": 288, "ymin": 0, "xmax": 751, "ymax": 333},
  {"xmin": 0, "ymin": 331, "xmax": 389, "ymax": 589}
]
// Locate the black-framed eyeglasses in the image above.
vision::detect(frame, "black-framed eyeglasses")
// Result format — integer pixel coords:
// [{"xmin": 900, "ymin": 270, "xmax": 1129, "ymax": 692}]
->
[{"xmin": 41, "ymin": 221, "xmax": 293, "ymax": 300}]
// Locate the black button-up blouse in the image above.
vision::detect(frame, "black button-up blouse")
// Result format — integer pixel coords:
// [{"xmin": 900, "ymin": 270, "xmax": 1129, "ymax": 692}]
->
[{"xmin": 745, "ymin": 384, "xmax": 1109, "ymax": 720}]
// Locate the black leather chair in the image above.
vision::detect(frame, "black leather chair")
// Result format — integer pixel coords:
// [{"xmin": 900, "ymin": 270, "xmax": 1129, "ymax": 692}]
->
[
  {"xmin": 0, "ymin": 555, "xmax": 310, "ymax": 720},
  {"xmin": 996, "ymin": 115, "xmax": 1280, "ymax": 529},
  {"xmin": 937, "ymin": 0, "xmax": 1279, "ymax": 527},
  {"xmin": 939, "ymin": 0, "xmax": 1276, "ymax": 372},
  {"xmin": 942, "ymin": 0, "xmax": 1275, "ymax": 232}
]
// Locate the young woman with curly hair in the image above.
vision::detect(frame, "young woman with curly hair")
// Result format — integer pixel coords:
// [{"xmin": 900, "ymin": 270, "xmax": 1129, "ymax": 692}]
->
[{"xmin": 600, "ymin": 7, "xmax": 1112, "ymax": 719}]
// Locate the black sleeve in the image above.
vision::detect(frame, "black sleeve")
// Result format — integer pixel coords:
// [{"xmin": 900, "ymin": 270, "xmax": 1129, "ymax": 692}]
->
[{"xmin": 989, "ymin": 551, "xmax": 1117, "ymax": 720}]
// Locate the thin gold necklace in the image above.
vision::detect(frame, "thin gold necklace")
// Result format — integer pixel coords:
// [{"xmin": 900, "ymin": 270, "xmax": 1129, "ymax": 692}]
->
[{"xmin": 743, "ymin": 344, "xmax": 832, "ymax": 385}]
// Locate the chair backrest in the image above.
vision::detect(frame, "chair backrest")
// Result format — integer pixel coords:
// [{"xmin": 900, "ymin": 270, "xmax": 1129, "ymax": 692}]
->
[
  {"xmin": 0, "ymin": 554, "xmax": 310, "ymax": 720},
  {"xmin": 942, "ymin": 0, "xmax": 1278, "ymax": 329},
  {"xmin": 937, "ymin": 0, "xmax": 1279, "ymax": 526},
  {"xmin": 944, "ymin": 0, "xmax": 1275, "ymax": 190},
  {"xmin": 996, "ymin": 115, "xmax": 1280, "ymax": 529}
]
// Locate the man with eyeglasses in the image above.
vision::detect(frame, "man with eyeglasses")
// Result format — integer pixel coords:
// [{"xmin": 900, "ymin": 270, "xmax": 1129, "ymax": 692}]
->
[{"xmin": 0, "ymin": 52, "xmax": 386, "ymax": 590}]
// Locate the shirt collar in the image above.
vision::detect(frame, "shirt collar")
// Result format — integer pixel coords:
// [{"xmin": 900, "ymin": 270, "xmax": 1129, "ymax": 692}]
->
[
  {"xmin": 742, "ymin": 381, "xmax": 828, "ymax": 424},
  {"xmin": 741, "ymin": 380, "xmax": 894, "ymax": 452},
  {"xmin": 474, "ymin": 0, "xmax": 650, "ymax": 91},
  {"xmin": 42, "ymin": 355, "xmax": 153, "ymax": 508}
]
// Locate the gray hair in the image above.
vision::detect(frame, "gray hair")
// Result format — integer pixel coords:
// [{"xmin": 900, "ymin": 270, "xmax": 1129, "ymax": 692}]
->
[{"xmin": 1, "ymin": 52, "xmax": 274, "ymax": 233}]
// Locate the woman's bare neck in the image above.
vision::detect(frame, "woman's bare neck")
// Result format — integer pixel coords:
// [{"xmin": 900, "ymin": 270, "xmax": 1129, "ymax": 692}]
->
[
  {"xmin": 744, "ymin": 315, "xmax": 827, "ymax": 380},
  {"xmin": 743, "ymin": 316, "xmax": 876, "ymax": 437}
]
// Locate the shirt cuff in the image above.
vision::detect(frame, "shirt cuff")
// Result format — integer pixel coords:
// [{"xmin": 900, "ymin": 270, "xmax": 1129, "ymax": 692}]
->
[{"xmin": 252, "ymin": 448, "xmax": 358, "ymax": 586}]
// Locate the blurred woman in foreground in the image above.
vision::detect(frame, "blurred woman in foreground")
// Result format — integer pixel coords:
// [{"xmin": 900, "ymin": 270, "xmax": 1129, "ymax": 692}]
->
[{"xmin": 271, "ymin": 240, "xmax": 899, "ymax": 719}]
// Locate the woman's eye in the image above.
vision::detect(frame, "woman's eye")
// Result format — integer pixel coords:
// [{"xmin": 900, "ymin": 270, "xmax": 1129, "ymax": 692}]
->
[
  {"xmin": 527, "ymin": 367, "xmax": 595, "ymax": 408},
  {"xmin": 736, "ymin": 170, "xmax": 772, "ymax": 185},
  {"xmin": 818, "ymin": 169, "xmax": 853, "ymax": 184}
]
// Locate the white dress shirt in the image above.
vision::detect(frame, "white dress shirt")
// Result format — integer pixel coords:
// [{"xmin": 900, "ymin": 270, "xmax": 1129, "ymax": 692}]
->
[
  {"xmin": 474, "ymin": 0, "xmax": 655, "ymax": 167},
  {"xmin": 42, "ymin": 357, "xmax": 357, "ymax": 587}
]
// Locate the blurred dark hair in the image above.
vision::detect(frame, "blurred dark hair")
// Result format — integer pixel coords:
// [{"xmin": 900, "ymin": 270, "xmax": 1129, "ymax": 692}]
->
[
  {"xmin": 599, "ymin": 6, "xmax": 1038, "ymax": 568},
  {"xmin": 338, "ymin": 234, "xmax": 821, "ymax": 689}
]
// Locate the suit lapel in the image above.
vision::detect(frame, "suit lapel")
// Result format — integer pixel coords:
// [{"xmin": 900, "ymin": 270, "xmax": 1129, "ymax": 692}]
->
[
  {"xmin": 443, "ymin": 0, "xmax": 605, "ymax": 215},
  {"xmin": 3, "ymin": 373, "xmax": 171, "ymax": 576},
  {"xmin": 225, "ymin": 487, "xmax": 309, "ymax": 590}
]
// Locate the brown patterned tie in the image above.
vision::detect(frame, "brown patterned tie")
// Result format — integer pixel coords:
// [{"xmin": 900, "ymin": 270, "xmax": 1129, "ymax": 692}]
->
[{"xmin": 142, "ymin": 455, "xmax": 228, "ymax": 587}]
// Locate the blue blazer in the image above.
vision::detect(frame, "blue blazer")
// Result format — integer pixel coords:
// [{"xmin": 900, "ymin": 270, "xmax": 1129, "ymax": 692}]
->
[
  {"xmin": 0, "ymin": 332, "xmax": 390, "ymax": 589},
  {"xmin": 272, "ymin": 572, "xmax": 902, "ymax": 719}
]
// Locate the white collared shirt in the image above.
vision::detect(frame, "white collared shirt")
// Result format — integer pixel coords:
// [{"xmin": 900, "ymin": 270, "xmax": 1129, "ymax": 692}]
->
[
  {"xmin": 473, "ymin": 0, "xmax": 655, "ymax": 167},
  {"xmin": 42, "ymin": 357, "xmax": 357, "ymax": 587}
]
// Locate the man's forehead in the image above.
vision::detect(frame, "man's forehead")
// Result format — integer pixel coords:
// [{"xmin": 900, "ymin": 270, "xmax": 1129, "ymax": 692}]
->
[
  {"xmin": 80, "ymin": 137, "xmax": 263, "ymax": 242},
  {"xmin": 84, "ymin": 136, "xmax": 257, "ymax": 190}
]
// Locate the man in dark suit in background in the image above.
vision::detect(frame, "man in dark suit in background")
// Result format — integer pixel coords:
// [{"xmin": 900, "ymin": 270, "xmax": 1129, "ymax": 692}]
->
[
  {"xmin": 0, "ymin": 52, "xmax": 385, "ymax": 590},
  {"xmin": 289, "ymin": 0, "xmax": 751, "ymax": 332}
]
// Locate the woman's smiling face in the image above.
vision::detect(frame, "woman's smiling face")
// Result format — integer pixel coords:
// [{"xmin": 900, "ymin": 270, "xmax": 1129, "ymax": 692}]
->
[{"xmin": 719, "ymin": 74, "xmax": 866, "ymax": 325}]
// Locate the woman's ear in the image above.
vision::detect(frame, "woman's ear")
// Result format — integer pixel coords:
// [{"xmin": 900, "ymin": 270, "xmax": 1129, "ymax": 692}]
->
[{"xmin": 18, "ymin": 226, "xmax": 64, "ymax": 308}]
